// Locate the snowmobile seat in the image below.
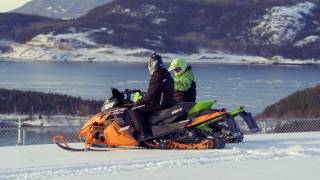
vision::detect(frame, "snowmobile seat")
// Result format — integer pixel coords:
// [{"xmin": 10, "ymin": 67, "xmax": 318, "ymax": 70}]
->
[
  {"xmin": 147, "ymin": 102, "xmax": 195, "ymax": 125},
  {"xmin": 178, "ymin": 102, "xmax": 196, "ymax": 113}
]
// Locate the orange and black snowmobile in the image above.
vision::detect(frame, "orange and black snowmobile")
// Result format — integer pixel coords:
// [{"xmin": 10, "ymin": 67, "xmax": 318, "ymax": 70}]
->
[{"xmin": 53, "ymin": 88, "xmax": 257, "ymax": 151}]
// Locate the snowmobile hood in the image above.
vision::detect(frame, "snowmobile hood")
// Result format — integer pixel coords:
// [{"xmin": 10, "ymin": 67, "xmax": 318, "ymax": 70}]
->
[{"xmin": 188, "ymin": 100, "xmax": 216, "ymax": 117}]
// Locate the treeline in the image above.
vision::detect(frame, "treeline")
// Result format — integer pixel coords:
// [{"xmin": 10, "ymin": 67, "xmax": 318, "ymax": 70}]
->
[
  {"xmin": 258, "ymin": 85, "xmax": 320, "ymax": 119},
  {"xmin": 0, "ymin": 88, "xmax": 103, "ymax": 116}
]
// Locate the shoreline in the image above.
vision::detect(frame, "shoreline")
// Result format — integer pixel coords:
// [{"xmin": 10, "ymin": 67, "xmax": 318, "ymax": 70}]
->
[
  {"xmin": 0, "ymin": 114, "xmax": 89, "ymax": 127},
  {"xmin": 1, "ymin": 57, "xmax": 320, "ymax": 66}
]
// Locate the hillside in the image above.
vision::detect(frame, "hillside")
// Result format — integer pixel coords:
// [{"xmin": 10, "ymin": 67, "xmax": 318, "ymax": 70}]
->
[
  {"xmin": 1, "ymin": 0, "xmax": 320, "ymax": 61},
  {"xmin": 0, "ymin": 13, "xmax": 64, "ymax": 42},
  {"xmin": 258, "ymin": 85, "xmax": 320, "ymax": 119},
  {"xmin": 0, "ymin": 88, "xmax": 103, "ymax": 116},
  {"xmin": 12, "ymin": 0, "xmax": 114, "ymax": 19}
]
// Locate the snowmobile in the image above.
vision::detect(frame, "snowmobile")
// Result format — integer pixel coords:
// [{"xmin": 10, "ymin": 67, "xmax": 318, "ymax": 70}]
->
[
  {"xmin": 196, "ymin": 105, "xmax": 260, "ymax": 143},
  {"xmin": 53, "ymin": 88, "xmax": 259, "ymax": 151}
]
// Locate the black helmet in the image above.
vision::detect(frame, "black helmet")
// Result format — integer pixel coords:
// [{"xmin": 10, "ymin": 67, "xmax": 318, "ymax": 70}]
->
[
  {"xmin": 148, "ymin": 52, "xmax": 163, "ymax": 75},
  {"xmin": 150, "ymin": 52, "xmax": 162, "ymax": 62}
]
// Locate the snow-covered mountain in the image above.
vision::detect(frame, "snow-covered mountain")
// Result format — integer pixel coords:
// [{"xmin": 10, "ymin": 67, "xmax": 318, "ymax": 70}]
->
[
  {"xmin": 1, "ymin": 0, "xmax": 320, "ymax": 62},
  {"xmin": 12, "ymin": 0, "xmax": 114, "ymax": 19},
  {"xmin": 251, "ymin": 2, "xmax": 317, "ymax": 46},
  {"xmin": 4, "ymin": 30, "xmax": 309, "ymax": 64}
]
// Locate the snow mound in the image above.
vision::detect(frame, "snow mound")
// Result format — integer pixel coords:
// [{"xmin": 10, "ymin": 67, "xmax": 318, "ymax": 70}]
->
[{"xmin": 252, "ymin": 2, "xmax": 317, "ymax": 45}]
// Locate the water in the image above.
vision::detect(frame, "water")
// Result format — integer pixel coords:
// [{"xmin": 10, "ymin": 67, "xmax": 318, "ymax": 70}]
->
[{"xmin": 1, "ymin": 60, "xmax": 320, "ymax": 114}]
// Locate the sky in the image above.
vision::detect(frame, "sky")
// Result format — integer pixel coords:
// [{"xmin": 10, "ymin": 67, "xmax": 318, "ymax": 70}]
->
[{"xmin": 0, "ymin": 0, "xmax": 31, "ymax": 12}]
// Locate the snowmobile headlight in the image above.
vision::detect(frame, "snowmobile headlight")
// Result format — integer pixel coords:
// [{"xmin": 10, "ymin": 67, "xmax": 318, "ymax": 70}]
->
[{"xmin": 100, "ymin": 99, "xmax": 117, "ymax": 112}]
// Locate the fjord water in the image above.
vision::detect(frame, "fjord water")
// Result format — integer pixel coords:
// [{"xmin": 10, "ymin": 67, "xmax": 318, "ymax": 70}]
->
[{"xmin": 1, "ymin": 60, "xmax": 319, "ymax": 114}]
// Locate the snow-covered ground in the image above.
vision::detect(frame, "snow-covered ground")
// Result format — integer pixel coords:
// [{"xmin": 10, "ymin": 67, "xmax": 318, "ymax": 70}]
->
[
  {"xmin": 0, "ymin": 34, "xmax": 272, "ymax": 64},
  {"xmin": 2, "ymin": 40, "xmax": 319, "ymax": 65},
  {"xmin": 0, "ymin": 132, "xmax": 320, "ymax": 180},
  {"xmin": 0, "ymin": 114, "xmax": 88, "ymax": 127}
]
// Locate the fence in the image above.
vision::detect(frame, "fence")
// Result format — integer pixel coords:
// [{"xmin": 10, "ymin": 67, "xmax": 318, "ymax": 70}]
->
[
  {"xmin": 0, "ymin": 115, "xmax": 88, "ymax": 147},
  {"xmin": 0, "ymin": 126, "xmax": 82, "ymax": 147},
  {"xmin": 257, "ymin": 118, "xmax": 320, "ymax": 134},
  {"xmin": 1, "ymin": 117, "xmax": 320, "ymax": 147}
]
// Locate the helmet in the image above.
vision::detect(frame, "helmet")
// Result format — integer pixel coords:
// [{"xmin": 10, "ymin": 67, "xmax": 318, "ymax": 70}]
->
[
  {"xmin": 147, "ymin": 52, "xmax": 164, "ymax": 75},
  {"xmin": 168, "ymin": 58, "xmax": 187, "ymax": 76}
]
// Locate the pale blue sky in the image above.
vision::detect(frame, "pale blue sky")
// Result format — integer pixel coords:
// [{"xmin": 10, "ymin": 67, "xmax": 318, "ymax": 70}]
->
[{"xmin": 0, "ymin": 0, "xmax": 31, "ymax": 12}]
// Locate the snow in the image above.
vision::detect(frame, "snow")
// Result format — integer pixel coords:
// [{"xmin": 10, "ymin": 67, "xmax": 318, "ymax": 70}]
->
[
  {"xmin": 111, "ymin": 6, "xmax": 138, "ymax": 17},
  {"xmin": 1, "ymin": 28, "xmax": 320, "ymax": 64},
  {"xmin": 142, "ymin": 4, "xmax": 158, "ymax": 16},
  {"xmin": 3, "ymin": 40, "xmax": 320, "ymax": 65},
  {"xmin": 22, "ymin": 116, "xmax": 87, "ymax": 127},
  {"xmin": 294, "ymin": 35, "xmax": 320, "ymax": 47},
  {"xmin": 123, "ymin": 8, "xmax": 130, "ymax": 13},
  {"xmin": 0, "ymin": 132, "xmax": 320, "ymax": 180},
  {"xmin": 143, "ymin": 38, "xmax": 164, "ymax": 47},
  {"xmin": 0, "ymin": 114, "xmax": 29, "ymax": 121},
  {"xmin": 152, "ymin": 17, "xmax": 166, "ymax": 25},
  {"xmin": 26, "ymin": 31, "xmax": 99, "ymax": 49},
  {"xmin": 0, "ymin": 114, "xmax": 87, "ymax": 127},
  {"xmin": 2, "ymin": 42, "xmax": 320, "ymax": 64},
  {"xmin": 271, "ymin": 55, "xmax": 319, "ymax": 65},
  {"xmin": 252, "ymin": 2, "xmax": 317, "ymax": 45}
]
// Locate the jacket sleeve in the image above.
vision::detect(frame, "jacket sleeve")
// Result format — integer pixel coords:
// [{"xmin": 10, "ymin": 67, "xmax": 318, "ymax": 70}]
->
[
  {"xmin": 175, "ymin": 71, "xmax": 194, "ymax": 92},
  {"xmin": 139, "ymin": 73, "xmax": 161, "ymax": 105}
]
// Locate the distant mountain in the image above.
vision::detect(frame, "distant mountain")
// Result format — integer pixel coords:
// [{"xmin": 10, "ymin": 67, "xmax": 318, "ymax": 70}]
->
[
  {"xmin": 0, "ymin": 13, "xmax": 63, "ymax": 42},
  {"xmin": 12, "ymin": 0, "xmax": 114, "ymax": 19},
  {"xmin": 1, "ymin": 0, "xmax": 320, "ymax": 61},
  {"xmin": 0, "ymin": 13, "xmax": 56, "ymax": 28},
  {"xmin": 258, "ymin": 85, "xmax": 320, "ymax": 119}
]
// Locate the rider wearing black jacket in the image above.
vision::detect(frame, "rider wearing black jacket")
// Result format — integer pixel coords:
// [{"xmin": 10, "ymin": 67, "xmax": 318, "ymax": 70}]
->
[{"xmin": 129, "ymin": 53, "xmax": 175, "ymax": 139}]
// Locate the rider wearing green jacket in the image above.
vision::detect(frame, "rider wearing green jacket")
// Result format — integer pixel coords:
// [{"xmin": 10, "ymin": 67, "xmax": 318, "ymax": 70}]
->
[{"xmin": 169, "ymin": 58, "xmax": 196, "ymax": 103}]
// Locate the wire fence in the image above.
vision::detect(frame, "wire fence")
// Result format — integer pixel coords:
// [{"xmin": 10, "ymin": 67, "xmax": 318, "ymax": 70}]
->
[
  {"xmin": 1, "ymin": 117, "xmax": 320, "ymax": 147},
  {"xmin": 0, "ymin": 126, "xmax": 82, "ymax": 147},
  {"xmin": 257, "ymin": 118, "xmax": 320, "ymax": 134},
  {"xmin": 0, "ymin": 115, "xmax": 88, "ymax": 147}
]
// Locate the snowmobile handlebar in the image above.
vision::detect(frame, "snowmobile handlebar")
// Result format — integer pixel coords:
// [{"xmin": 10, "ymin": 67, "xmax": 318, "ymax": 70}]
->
[
  {"xmin": 123, "ymin": 89, "xmax": 142, "ymax": 94},
  {"xmin": 122, "ymin": 89, "xmax": 146, "ymax": 101},
  {"xmin": 110, "ymin": 88, "xmax": 146, "ymax": 103}
]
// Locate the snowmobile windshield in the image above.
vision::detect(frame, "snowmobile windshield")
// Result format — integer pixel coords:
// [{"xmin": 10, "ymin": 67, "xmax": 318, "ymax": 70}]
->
[{"xmin": 101, "ymin": 98, "xmax": 118, "ymax": 112}]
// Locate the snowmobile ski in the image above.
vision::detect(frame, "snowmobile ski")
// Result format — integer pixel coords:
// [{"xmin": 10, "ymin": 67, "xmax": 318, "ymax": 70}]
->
[
  {"xmin": 52, "ymin": 135, "xmax": 109, "ymax": 152},
  {"xmin": 55, "ymin": 141, "xmax": 109, "ymax": 152}
]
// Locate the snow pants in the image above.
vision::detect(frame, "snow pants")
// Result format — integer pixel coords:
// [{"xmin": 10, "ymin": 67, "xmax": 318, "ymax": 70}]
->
[{"xmin": 128, "ymin": 104, "xmax": 160, "ymax": 137}]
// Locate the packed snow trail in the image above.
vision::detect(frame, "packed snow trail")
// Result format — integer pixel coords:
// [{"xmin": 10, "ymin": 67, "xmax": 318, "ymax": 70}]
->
[{"xmin": 0, "ymin": 132, "xmax": 320, "ymax": 180}]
